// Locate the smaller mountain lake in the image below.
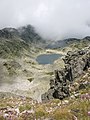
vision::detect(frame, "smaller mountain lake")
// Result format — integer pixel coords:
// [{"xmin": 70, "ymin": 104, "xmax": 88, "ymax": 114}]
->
[{"xmin": 36, "ymin": 54, "xmax": 62, "ymax": 64}]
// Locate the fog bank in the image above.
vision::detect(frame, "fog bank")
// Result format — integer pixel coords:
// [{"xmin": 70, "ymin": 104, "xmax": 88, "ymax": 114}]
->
[{"xmin": 0, "ymin": 0, "xmax": 90, "ymax": 40}]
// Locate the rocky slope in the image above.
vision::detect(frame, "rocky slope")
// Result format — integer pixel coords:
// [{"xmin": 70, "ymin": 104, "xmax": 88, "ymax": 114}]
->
[
  {"xmin": 0, "ymin": 25, "xmax": 64, "ymax": 102},
  {"xmin": 0, "ymin": 25, "xmax": 48, "ymax": 101},
  {"xmin": 42, "ymin": 46, "xmax": 90, "ymax": 101}
]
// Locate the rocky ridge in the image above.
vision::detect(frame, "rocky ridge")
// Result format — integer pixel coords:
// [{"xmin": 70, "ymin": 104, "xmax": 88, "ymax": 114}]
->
[
  {"xmin": 0, "ymin": 25, "xmax": 44, "ymax": 43},
  {"xmin": 42, "ymin": 46, "xmax": 90, "ymax": 101}
]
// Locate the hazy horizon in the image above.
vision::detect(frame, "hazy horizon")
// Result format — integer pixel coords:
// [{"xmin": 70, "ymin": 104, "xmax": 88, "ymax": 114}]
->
[{"xmin": 0, "ymin": 0, "xmax": 90, "ymax": 40}]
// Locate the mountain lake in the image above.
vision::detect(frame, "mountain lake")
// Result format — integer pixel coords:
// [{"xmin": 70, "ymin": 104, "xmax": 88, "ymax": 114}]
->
[{"xmin": 36, "ymin": 54, "xmax": 62, "ymax": 64}]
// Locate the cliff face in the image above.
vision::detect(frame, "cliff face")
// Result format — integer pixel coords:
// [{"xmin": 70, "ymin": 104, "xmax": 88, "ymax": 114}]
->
[{"xmin": 42, "ymin": 47, "xmax": 90, "ymax": 101}]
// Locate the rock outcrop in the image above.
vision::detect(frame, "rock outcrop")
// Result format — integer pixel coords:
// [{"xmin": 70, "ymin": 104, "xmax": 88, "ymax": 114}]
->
[{"xmin": 42, "ymin": 47, "xmax": 90, "ymax": 101}]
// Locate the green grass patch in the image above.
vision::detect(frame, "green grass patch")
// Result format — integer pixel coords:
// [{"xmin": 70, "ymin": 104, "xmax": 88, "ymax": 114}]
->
[{"xmin": 19, "ymin": 104, "xmax": 31, "ymax": 112}]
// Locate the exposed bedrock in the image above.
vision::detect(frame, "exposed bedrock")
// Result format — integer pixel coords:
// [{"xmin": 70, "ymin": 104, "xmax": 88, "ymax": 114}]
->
[{"xmin": 42, "ymin": 47, "xmax": 90, "ymax": 101}]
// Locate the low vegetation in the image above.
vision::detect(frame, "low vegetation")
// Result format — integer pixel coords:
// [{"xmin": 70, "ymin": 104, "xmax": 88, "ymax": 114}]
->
[{"xmin": 0, "ymin": 78, "xmax": 89, "ymax": 120}]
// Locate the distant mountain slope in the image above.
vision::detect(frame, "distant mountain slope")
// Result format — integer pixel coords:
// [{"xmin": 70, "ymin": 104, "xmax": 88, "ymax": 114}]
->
[
  {"xmin": 0, "ymin": 25, "xmax": 45, "ymax": 58},
  {"xmin": 46, "ymin": 36, "xmax": 90, "ymax": 49},
  {"xmin": 0, "ymin": 25, "xmax": 45, "ymax": 43}
]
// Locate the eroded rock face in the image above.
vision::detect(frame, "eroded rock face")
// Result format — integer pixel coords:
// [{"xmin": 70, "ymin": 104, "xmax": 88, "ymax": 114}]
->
[{"xmin": 42, "ymin": 47, "xmax": 90, "ymax": 102}]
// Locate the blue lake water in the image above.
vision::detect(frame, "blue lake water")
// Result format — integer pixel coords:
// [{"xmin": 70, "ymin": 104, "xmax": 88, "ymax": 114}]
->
[{"xmin": 36, "ymin": 54, "xmax": 62, "ymax": 65}]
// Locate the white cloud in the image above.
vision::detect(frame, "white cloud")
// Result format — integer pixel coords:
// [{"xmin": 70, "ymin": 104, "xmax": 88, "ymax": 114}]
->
[{"xmin": 0, "ymin": 0, "xmax": 90, "ymax": 40}]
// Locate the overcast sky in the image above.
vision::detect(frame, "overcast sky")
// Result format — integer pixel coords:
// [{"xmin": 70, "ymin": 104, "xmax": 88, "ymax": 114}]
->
[{"xmin": 0, "ymin": 0, "xmax": 90, "ymax": 40}]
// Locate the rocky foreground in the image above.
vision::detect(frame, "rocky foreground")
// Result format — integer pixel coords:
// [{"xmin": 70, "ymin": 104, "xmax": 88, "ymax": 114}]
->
[{"xmin": 0, "ymin": 82, "xmax": 90, "ymax": 120}]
